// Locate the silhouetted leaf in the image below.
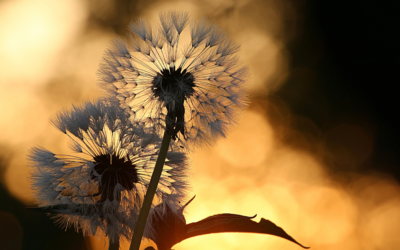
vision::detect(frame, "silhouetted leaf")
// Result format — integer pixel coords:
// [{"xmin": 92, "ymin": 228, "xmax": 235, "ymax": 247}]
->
[
  {"xmin": 146, "ymin": 197, "xmax": 309, "ymax": 250},
  {"xmin": 186, "ymin": 214, "xmax": 309, "ymax": 249}
]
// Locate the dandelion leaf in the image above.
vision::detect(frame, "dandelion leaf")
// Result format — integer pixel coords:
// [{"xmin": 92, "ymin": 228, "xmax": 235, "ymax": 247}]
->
[
  {"xmin": 186, "ymin": 214, "xmax": 309, "ymax": 249},
  {"xmin": 147, "ymin": 201, "xmax": 309, "ymax": 250}
]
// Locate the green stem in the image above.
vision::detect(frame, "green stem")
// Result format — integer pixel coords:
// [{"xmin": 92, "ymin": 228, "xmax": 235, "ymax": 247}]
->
[{"xmin": 129, "ymin": 131, "xmax": 172, "ymax": 250}]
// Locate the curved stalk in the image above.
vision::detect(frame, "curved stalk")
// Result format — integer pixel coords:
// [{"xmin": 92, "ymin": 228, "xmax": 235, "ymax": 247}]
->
[
  {"xmin": 108, "ymin": 237, "xmax": 120, "ymax": 250},
  {"xmin": 129, "ymin": 131, "xmax": 172, "ymax": 250}
]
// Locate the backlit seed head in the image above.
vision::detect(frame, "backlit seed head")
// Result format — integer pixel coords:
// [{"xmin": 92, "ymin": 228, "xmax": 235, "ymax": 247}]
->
[
  {"xmin": 29, "ymin": 98, "xmax": 189, "ymax": 242},
  {"xmin": 99, "ymin": 11, "xmax": 249, "ymax": 150}
]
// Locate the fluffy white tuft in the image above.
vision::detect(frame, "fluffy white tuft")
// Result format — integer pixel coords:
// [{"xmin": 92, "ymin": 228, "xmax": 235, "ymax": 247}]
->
[
  {"xmin": 29, "ymin": 98, "xmax": 189, "ymax": 242},
  {"xmin": 98, "ymin": 11, "xmax": 249, "ymax": 151}
]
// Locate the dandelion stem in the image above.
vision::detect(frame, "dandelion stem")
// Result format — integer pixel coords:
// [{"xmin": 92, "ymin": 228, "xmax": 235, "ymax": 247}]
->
[
  {"xmin": 108, "ymin": 237, "xmax": 120, "ymax": 250},
  {"xmin": 129, "ymin": 130, "xmax": 172, "ymax": 250}
]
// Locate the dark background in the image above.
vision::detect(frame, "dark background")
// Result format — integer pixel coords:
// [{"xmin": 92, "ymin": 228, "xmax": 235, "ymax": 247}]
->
[
  {"xmin": 1, "ymin": 0, "xmax": 399, "ymax": 249},
  {"xmin": 275, "ymin": 0, "xmax": 400, "ymax": 178}
]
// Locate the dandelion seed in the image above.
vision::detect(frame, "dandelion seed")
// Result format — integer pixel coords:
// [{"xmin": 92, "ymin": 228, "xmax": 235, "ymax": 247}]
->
[
  {"xmin": 99, "ymin": 11, "xmax": 249, "ymax": 149},
  {"xmin": 28, "ymin": 98, "xmax": 189, "ymax": 243}
]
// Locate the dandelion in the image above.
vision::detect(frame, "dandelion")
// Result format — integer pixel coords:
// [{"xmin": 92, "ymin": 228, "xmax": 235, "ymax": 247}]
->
[
  {"xmin": 28, "ymin": 98, "xmax": 188, "ymax": 246},
  {"xmin": 99, "ymin": 11, "xmax": 248, "ymax": 149}
]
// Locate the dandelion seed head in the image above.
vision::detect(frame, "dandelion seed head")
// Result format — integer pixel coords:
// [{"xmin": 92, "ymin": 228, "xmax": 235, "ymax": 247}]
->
[
  {"xmin": 99, "ymin": 11, "xmax": 248, "ymax": 150},
  {"xmin": 29, "ymin": 98, "xmax": 189, "ymax": 242}
]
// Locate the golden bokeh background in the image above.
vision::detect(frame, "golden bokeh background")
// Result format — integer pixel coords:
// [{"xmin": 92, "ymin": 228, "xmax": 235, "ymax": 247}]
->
[{"xmin": 1, "ymin": 0, "xmax": 399, "ymax": 249}]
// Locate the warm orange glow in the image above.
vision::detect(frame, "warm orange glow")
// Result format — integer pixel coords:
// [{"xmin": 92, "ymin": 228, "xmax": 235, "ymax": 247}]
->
[
  {"xmin": 1, "ymin": 1, "xmax": 400, "ymax": 250},
  {"xmin": 237, "ymin": 30, "xmax": 288, "ymax": 93},
  {"xmin": 215, "ymin": 111, "xmax": 274, "ymax": 168},
  {"xmin": 0, "ymin": 0, "xmax": 104, "ymax": 203},
  {"xmin": 89, "ymin": 234, "xmax": 158, "ymax": 250},
  {"xmin": 0, "ymin": 0, "xmax": 87, "ymax": 85}
]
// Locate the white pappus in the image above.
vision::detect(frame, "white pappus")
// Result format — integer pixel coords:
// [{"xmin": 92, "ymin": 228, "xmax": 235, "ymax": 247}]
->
[
  {"xmin": 28, "ymin": 98, "xmax": 189, "ymax": 243},
  {"xmin": 98, "ymin": 11, "xmax": 249, "ymax": 150}
]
